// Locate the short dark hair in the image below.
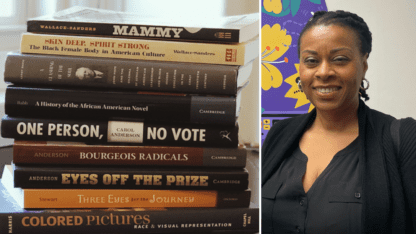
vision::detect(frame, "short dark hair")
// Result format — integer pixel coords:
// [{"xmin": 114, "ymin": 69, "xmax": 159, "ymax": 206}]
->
[{"xmin": 298, "ymin": 10, "xmax": 372, "ymax": 101}]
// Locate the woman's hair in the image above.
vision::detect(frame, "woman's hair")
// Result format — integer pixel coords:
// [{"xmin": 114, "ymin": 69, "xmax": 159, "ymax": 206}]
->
[{"xmin": 297, "ymin": 10, "xmax": 372, "ymax": 101}]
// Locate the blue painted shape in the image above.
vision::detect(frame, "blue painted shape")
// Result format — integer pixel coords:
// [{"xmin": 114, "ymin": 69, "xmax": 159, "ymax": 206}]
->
[
  {"xmin": 282, "ymin": 0, "xmax": 290, "ymax": 10},
  {"xmin": 291, "ymin": 0, "xmax": 302, "ymax": 16},
  {"xmin": 308, "ymin": 0, "xmax": 321, "ymax": 4},
  {"xmin": 262, "ymin": 0, "xmax": 323, "ymax": 18}
]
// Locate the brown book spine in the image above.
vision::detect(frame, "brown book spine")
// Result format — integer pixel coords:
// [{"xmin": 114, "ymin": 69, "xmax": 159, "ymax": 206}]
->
[
  {"xmin": 13, "ymin": 141, "xmax": 247, "ymax": 167},
  {"xmin": 4, "ymin": 52, "xmax": 245, "ymax": 95},
  {"xmin": 0, "ymin": 208, "xmax": 259, "ymax": 234}
]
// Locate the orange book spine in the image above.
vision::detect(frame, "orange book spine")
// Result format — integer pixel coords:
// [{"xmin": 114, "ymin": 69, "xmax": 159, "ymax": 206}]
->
[{"xmin": 22, "ymin": 189, "xmax": 250, "ymax": 209}]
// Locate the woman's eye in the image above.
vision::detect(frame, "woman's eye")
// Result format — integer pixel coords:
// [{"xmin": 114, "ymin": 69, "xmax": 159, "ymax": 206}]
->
[
  {"xmin": 333, "ymin": 56, "xmax": 349, "ymax": 62},
  {"xmin": 304, "ymin": 58, "xmax": 318, "ymax": 64}
]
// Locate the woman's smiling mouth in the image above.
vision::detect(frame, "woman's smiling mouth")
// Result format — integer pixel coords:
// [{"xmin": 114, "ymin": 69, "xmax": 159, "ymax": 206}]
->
[{"xmin": 314, "ymin": 87, "xmax": 341, "ymax": 94}]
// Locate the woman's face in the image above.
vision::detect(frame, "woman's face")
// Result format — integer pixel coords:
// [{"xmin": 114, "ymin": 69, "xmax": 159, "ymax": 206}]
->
[{"xmin": 299, "ymin": 24, "xmax": 368, "ymax": 113}]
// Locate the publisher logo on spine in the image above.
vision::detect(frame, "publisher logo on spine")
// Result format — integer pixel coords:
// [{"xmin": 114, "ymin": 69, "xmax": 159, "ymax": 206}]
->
[
  {"xmin": 226, "ymin": 49, "xmax": 237, "ymax": 62},
  {"xmin": 215, "ymin": 32, "xmax": 232, "ymax": 39}
]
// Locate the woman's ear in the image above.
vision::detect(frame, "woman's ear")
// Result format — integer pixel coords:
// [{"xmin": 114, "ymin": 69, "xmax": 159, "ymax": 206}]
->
[{"xmin": 362, "ymin": 53, "xmax": 369, "ymax": 74}]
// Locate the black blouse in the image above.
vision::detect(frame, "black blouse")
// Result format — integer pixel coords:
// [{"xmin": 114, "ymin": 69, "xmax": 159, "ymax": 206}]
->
[{"xmin": 262, "ymin": 137, "xmax": 362, "ymax": 234}]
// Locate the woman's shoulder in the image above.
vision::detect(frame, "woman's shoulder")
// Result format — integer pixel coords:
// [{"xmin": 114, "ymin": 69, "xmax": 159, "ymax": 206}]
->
[
  {"xmin": 400, "ymin": 117, "xmax": 416, "ymax": 126},
  {"xmin": 398, "ymin": 117, "xmax": 416, "ymax": 151},
  {"xmin": 367, "ymin": 106, "xmax": 415, "ymax": 134},
  {"xmin": 367, "ymin": 106, "xmax": 396, "ymax": 123},
  {"xmin": 265, "ymin": 113, "xmax": 311, "ymax": 138},
  {"xmin": 262, "ymin": 113, "xmax": 311, "ymax": 156}
]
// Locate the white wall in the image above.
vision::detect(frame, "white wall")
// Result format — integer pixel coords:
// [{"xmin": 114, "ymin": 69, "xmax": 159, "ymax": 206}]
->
[
  {"xmin": 225, "ymin": 0, "xmax": 260, "ymax": 146},
  {"xmin": 326, "ymin": 0, "xmax": 416, "ymax": 119}
]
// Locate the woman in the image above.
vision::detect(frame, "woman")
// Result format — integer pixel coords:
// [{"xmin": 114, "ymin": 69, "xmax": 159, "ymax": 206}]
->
[{"xmin": 262, "ymin": 10, "xmax": 416, "ymax": 234}]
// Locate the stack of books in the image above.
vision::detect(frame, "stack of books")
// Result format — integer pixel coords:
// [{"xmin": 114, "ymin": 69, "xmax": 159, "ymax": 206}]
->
[{"xmin": 0, "ymin": 6, "xmax": 259, "ymax": 233}]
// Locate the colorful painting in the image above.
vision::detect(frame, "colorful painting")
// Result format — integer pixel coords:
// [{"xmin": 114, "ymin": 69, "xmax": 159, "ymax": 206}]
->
[{"xmin": 261, "ymin": 0, "xmax": 327, "ymax": 144}]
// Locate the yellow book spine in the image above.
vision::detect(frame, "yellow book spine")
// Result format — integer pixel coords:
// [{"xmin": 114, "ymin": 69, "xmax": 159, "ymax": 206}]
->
[
  {"xmin": 23, "ymin": 189, "xmax": 218, "ymax": 209},
  {"xmin": 20, "ymin": 33, "xmax": 258, "ymax": 65}
]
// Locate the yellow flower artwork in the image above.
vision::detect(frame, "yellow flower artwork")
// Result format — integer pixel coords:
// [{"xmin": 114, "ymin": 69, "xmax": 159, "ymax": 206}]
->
[
  {"xmin": 261, "ymin": 23, "xmax": 291, "ymax": 91},
  {"xmin": 263, "ymin": 0, "xmax": 283, "ymax": 14},
  {"xmin": 284, "ymin": 63, "xmax": 315, "ymax": 112}
]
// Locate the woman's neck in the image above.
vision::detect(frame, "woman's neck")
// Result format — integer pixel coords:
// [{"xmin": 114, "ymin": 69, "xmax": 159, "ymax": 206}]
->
[{"xmin": 313, "ymin": 101, "xmax": 359, "ymax": 134}]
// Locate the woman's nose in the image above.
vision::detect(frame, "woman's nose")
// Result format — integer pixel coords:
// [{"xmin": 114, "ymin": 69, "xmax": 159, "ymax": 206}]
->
[{"xmin": 315, "ymin": 61, "xmax": 334, "ymax": 80}]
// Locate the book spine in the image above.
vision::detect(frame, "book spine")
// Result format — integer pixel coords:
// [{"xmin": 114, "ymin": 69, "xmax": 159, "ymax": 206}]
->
[
  {"xmin": 1, "ymin": 117, "xmax": 239, "ymax": 148},
  {"xmin": 5, "ymin": 86, "xmax": 237, "ymax": 125},
  {"xmin": 27, "ymin": 21, "xmax": 242, "ymax": 43},
  {"xmin": 4, "ymin": 52, "xmax": 240, "ymax": 95},
  {"xmin": 20, "ymin": 33, "xmax": 255, "ymax": 66},
  {"xmin": 13, "ymin": 167, "xmax": 249, "ymax": 190},
  {"xmin": 21, "ymin": 189, "xmax": 251, "ymax": 209},
  {"xmin": 12, "ymin": 141, "xmax": 247, "ymax": 167},
  {"xmin": 0, "ymin": 208, "xmax": 258, "ymax": 234}
]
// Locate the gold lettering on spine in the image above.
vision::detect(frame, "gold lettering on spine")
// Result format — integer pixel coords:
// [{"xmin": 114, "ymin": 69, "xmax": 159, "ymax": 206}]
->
[
  {"xmin": 166, "ymin": 175, "xmax": 175, "ymax": 186},
  {"xmin": 86, "ymin": 214, "xmax": 150, "ymax": 226},
  {"xmin": 57, "ymin": 216, "xmax": 65, "ymax": 226},
  {"xmin": 62, "ymin": 174, "xmax": 70, "ymax": 184},
  {"xmin": 176, "ymin": 176, "xmax": 185, "ymax": 186},
  {"xmin": 165, "ymin": 175, "xmax": 209, "ymax": 186},
  {"xmin": 154, "ymin": 175, "xmax": 162, "ymax": 185},
  {"xmin": 21, "ymin": 216, "xmax": 83, "ymax": 227},
  {"xmin": 103, "ymin": 174, "xmax": 111, "ymax": 185},
  {"xmin": 71, "ymin": 174, "xmax": 80, "ymax": 184},
  {"xmin": 80, "ymin": 174, "xmax": 89, "ymax": 184},
  {"xmin": 30, "ymin": 217, "xmax": 39, "ymax": 226},
  {"xmin": 101, "ymin": 215, "xmax": 109, "ymax": 225},
  {"xmin": 47, "ymin": 216, "xmax": 56, "ymax": 226},
  {"xmin": 200, "ymin": 176, "xmax": 209, "ymax": 186},
  {"xmin": 120, "ymin": 174, "xmax": 128, "ymax": 185},
  {"xmin": 22, "ymin": 217, "xmax": 29, "ymax": 227},
  {"xmin": 90, "ymin": 174, "xmax": 98, "ymax": 185},
  {"xmin": 133, "ymin": 175, "xmax": 143, "ymax": 185},
  {"xmin": 86, "ymin": 215, "xmax": 95, "ymax": 225},
  {"xmin": 111, "ymin": 175, "xmax": 120, "ymax": 185}
]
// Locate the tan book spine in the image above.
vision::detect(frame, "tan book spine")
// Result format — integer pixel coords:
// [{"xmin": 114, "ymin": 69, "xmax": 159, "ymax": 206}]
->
[
  {"xmin": 20, "ymin": 33, "xmax": 259, "ymax": 65},
  {"xmin": 21, "ymin": 189, "xmax": 250, "ymax": 209}
]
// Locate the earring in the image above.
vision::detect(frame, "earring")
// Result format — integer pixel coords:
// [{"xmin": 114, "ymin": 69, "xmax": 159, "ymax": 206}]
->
[
  {"xmin": 359, "ymin": 78, "xmax": 369, "ymax": 97},
  {"xmin": 360, "ymin": 78, "xmax": 369, "ymax": 91},
  {"xmin": 297, "ymin": 79, "xmax": 302, "ymax": 91}
]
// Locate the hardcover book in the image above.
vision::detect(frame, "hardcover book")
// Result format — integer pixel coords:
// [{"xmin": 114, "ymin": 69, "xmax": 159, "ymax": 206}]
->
[
  {"xmin": 12, "ymin": 164, "xmax": 249, "ymax": 190},
  {"xmin": 0, "ymin": 155, "xmax": 259, "ymax": 234},
  {"xmin": 12, "ymin": 141, "xmax": 247, "ymax": 167},
  {"xmin": 27, "ymin": 6, "xmax": 259, "ymax": 43},
  {"xmin": 2, "ymin": 165, "xmax": 251, "ymax": 209},
  {"xmin": 0, "ymin": 208, "xmax": 260, "ymax": 234},
  {"xmin": 4, "ymin": 52, "xmax": 253, "ymax": 95},
  {"xmin": 0, "ymin": 198, "xmax": 258, "ymax": 234},
  {"xmin": 20, "ymin": 33, "xmax": 259, "ymax": 66},
  {"xmin": 0, "ymin": 174, "xmax": 259, "ymax": 233},
  {"xmin": 1, "ymin": 116, "xmax": 239, "ymax": 148},
  {"xmin": 5, "ymin": 86, "xmax": 241, "ymax": 125}
]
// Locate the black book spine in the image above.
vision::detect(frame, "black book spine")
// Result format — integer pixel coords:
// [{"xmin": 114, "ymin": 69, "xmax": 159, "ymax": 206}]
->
[
  {"xmin": 0, "ymin": 208, "xmax": 259, "ymax": 233},
  {"xmin": 27, "ymin": 21, "xmax": 241, "ymax": 43},
  {"xmin": 13, "ymin": 166, "xmax": 249, "ymax": 190},
  {"xmin": 5, "ymin": 86, "xmax": 237, "ymax": 125},
  {"xmin": 1, "ymin": 116, "xmax": 239, "ymax": 148},
  {"xmin": 4, "ymin": 52, "xmax": 239, "ymax": 95}
]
